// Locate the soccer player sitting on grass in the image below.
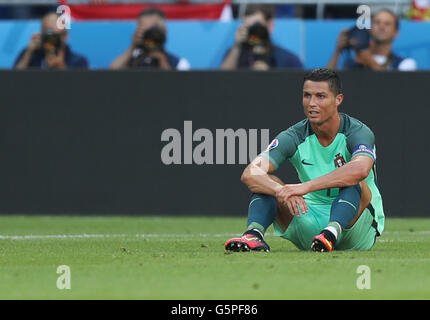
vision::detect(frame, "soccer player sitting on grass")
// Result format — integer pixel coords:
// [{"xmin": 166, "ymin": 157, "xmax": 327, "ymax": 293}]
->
[{"xmin": 225, "ymin": 68, "xmax": 385, "ymax": 252}]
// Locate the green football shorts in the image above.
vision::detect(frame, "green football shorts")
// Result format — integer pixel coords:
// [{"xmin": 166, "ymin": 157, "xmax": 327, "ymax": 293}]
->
[{"xmin": 273, "ymin": 203, "xmax": 377, "ymax": 251}]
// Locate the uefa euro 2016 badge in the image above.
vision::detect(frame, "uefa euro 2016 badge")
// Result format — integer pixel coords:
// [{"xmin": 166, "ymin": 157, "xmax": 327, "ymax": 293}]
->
[
  {"xmin": 265, "ymin": 139, "xmax": 279, "ymax": 152},
  {"xmin": 334, "ymin": 153, "xmax": 346, "ymax": 168}
]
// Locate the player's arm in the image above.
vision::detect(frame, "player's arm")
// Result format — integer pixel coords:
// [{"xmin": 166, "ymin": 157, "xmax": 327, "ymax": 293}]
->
[
  {"xmin": 241, "ymin": 156, "xmax": 282, "ymax": 196},
  {"xmin": 242, "ymin": 132, "xmax": 296, "ymax": 196},
  {"xmin": 278, "ymin": 155, "xmax": 373, "ymax": 200},
  {"xmin": 241, "ymin": 156, "xmax": 308, "ymax": 216},
  {"xmin": 241, "ymin": 131, "xmax": 309, "ymax": 216},
  {"xmin": 279, "ymin": 123, "xmax": 376, "ymax": 200},
  {"xmin": 310, "ymin": 125, "xmax": 377, "ymax": 190},
  {"xmin": 305, "ymin": 155, "xmax": 373, "ymax": 191}
]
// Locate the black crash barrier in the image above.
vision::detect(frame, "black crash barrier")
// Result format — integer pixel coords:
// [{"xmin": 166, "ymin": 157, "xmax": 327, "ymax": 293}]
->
[{"xmin": 0, "ymin": 70, "xmax": 428, "ymax": 217}]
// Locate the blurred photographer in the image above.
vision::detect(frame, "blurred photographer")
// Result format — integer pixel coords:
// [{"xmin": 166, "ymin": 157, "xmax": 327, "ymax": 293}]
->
[
  {"xmin": 327, "ymin": 9, "xmax": 416, "ymax": 71},
  {"xmin": 221, "ymin": 5, "xmax": 302, "ymax": 70},
  {"xmin": 14, "ymin": 12, "xmax": 88, "ymax": 70},
  {"xmin": 110, "ymin": 8, "xmax": 190, "ymax": 70},
  {"xmin": 220, "ymin": 5, "xmax": 302, "ymax": 70}
]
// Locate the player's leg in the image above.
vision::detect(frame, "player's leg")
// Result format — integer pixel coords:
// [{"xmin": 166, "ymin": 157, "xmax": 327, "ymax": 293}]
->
[
  {"xmin": 274, "ymin": 203, "xmax": 294, "ymax": 234},
  {"xmin": 346, "ymin": 181, "xmax": 372, "ymax": 228},
  {"xmin": 224, "ymin": 193, "xmax": 276, "ymax": 252},
  {"xmin": 311, "ymin": 180, "xmax": 372, "ymax": 252},
  {"xmin": 268, "ymin": 174, "xmax": 294, "ymax": 234},
  {"xmin": 224, "ymin": 175, "xmax": 288, "ymax": 252},
  {"xmin": 334, "ymin": 181, "xmax": 379, "ymax": 251},
  {"xmin": 274, "ymin": 197, "xmax": 333, "ymax": 250}
]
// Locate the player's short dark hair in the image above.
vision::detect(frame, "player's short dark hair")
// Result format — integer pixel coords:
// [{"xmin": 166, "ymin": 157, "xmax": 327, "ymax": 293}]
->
[
  {"xmin": 373, "ymin": 8, "xmax": 399, "ymax": 31},
  {"xmin": 303, "ymin": 68, "xmax": 343, "ymax": 96},
  {"xmin": 138, "ymin": 8, "xmax": 166, "ymax": 20},
  {"xmin": 244, "ymin": 5, "xmax": 275, "ymax": 21}
]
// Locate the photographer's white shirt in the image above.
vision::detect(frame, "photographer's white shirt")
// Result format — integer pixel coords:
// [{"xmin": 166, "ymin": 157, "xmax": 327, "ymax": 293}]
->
[
  {"xmin": 373, "ymin": 54, "xmax": 417, "ymax": 71},
  {"xmin": 177, "ymin": 58, "xmax": 191, "ymax": 71}
]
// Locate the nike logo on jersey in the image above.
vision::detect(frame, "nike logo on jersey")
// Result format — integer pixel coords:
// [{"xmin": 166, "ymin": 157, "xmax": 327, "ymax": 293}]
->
[{"xmin": 301, "ymin": 159, "xmax": 313, "ymax": 165}]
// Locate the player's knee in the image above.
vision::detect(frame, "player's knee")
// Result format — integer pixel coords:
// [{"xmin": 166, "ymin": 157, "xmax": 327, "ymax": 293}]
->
[
  {"xmin": 251, "ymin": 193, "xmax": 277, "ymax": 212},
  {"xmin": 340, "ymin": 184, "xmax": 361, "ymax": 197}
]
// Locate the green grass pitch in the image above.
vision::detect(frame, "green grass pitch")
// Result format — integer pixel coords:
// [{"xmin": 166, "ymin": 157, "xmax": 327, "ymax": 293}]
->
[{"xmin": 0, "ymin": 216, "xmax": 429, "ymax": 299}]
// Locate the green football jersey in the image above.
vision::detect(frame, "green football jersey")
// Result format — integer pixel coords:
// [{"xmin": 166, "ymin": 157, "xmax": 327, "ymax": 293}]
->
[{"xmin": 260, "ymin": 113, "xmax": 385, "ymax": 235}]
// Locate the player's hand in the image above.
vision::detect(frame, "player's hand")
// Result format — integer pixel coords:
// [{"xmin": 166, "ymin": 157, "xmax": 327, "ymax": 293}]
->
[
  {"xmin": 277, "ymin": 195, "xmax": 308, "ymax": 217},
  {"xmin": 276, "ymin": 184, "xmax": 309, "ymax": 216},
  {"xmin": 277, "ymin": 183, "xmax": 309, "ymax": 199}
]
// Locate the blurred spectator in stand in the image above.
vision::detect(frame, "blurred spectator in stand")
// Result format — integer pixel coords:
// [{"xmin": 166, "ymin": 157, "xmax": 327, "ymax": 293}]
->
[
  {"xmin": 327, "ymin": 8, "xmax": 417, "ymax": 71},
  {"xmin": 407, "ymin": 0, "xmax": 430, "ymax": 20},
  {"xmin": 275, "ymin": 4, "xmax": 296, "ymax": 18},
  {"xmin": 110, "ymin": 8, "xmax": 191, "ymax": 70},
  {"xmin": 220, "ymin": 5, "xmax": 303, "ymax": 70},
  {"xmin": 14, "ymin": 12, "xmax": 88, "ymax": 69},
  {"xmin": 0, "ymin": 5, "xmax": 56, "ymax": 19}
]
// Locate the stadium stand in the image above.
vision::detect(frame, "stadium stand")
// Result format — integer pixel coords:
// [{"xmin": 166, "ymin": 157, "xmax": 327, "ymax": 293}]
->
[{"xmin": 0, "ymin": 0, "xmax": 428, "ymax": 69}]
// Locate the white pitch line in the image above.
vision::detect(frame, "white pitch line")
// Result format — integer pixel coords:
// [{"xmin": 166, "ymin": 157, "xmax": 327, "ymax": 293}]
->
[
  {"xmin": 0, "ymin": 232, "xmax": 245, "ymax": 241},
  {"xmin": 0, "ymin": 234, "xmax": 126, "ymax": 240},
  {"xmin": 383, "ymin": 230, "xmax": 430, "ymax": 235}
]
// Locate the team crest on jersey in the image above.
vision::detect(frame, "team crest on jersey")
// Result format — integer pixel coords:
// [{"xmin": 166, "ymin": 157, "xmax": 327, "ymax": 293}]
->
[
  {"xmin": 265, "ymin": 139, "xmax": 279, "ymax": 152},
  {"xmin": 334, "ymin": 153, "xmax": 346, "ymax": 168}
]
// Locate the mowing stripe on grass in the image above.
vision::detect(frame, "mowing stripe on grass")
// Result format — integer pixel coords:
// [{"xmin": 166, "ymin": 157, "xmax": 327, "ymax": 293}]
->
[{"xmin": 0, "ymin": 230, "xmax": 429, "ymax": 241}]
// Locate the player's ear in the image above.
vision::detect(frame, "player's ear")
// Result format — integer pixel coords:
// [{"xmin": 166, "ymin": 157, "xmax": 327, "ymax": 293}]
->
[{"xmin": 335, "ymin": 93, "xmax": 344, "ymax": 107}]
